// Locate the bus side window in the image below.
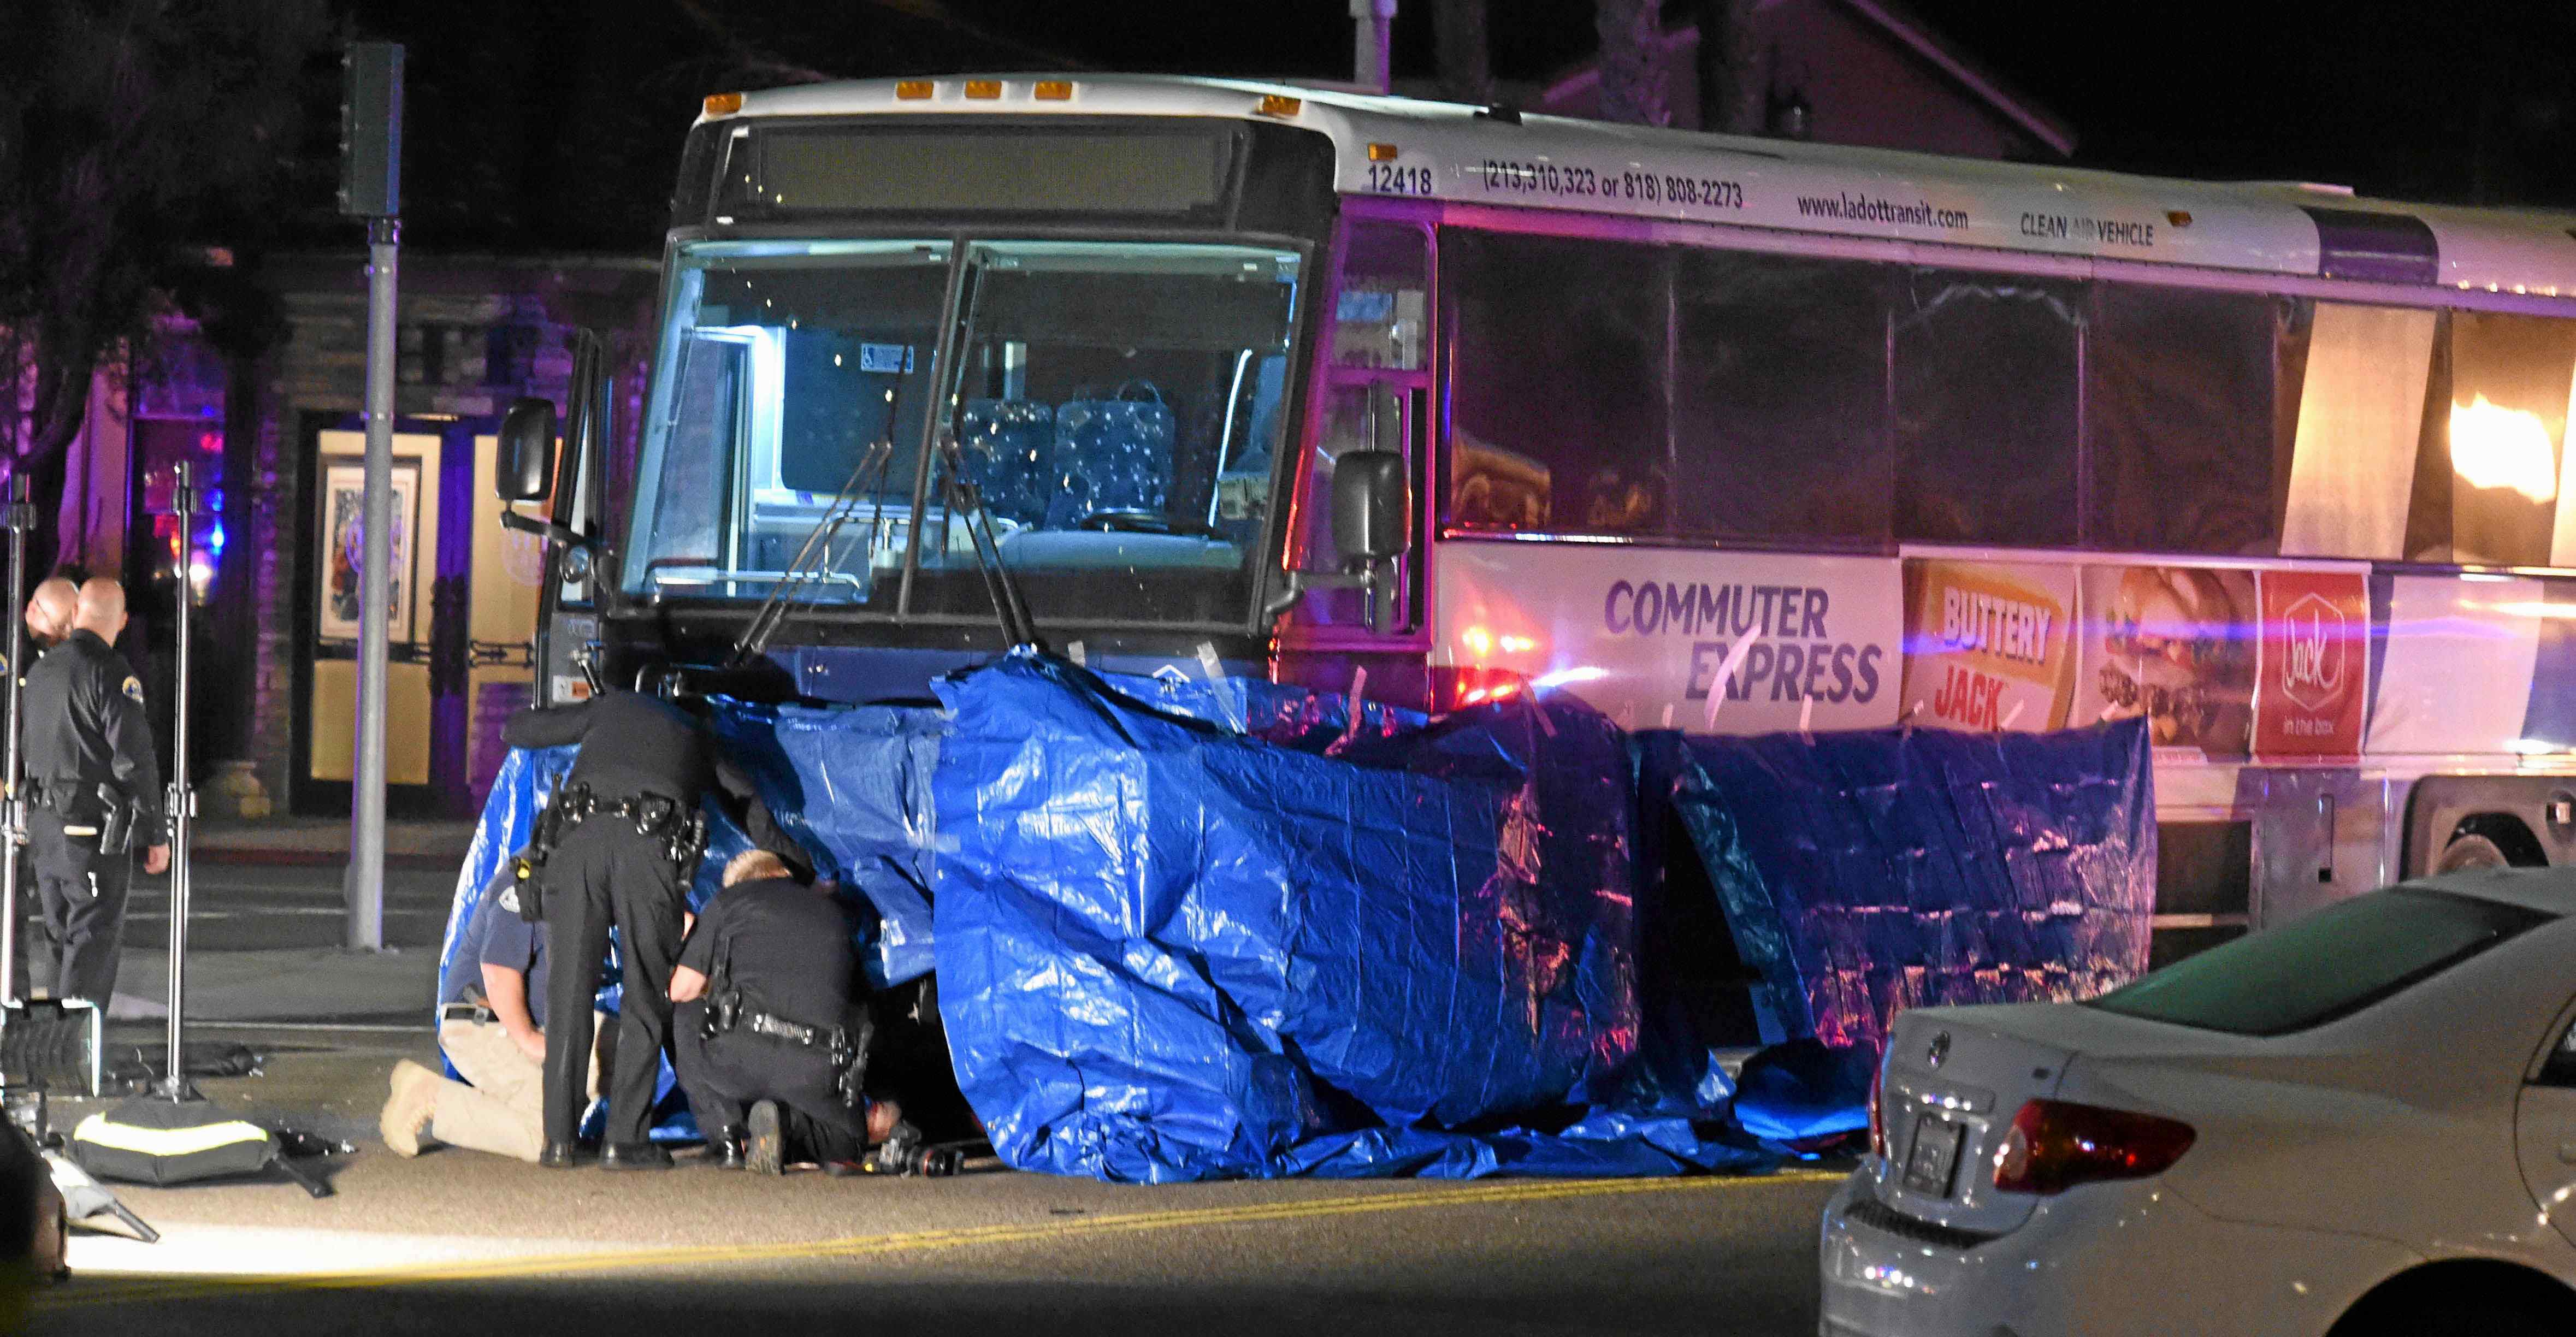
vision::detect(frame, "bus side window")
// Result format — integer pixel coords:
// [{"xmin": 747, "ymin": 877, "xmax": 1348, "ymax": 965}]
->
[
  {"xmin": 1293, "ymin": 385, "xmax": 1404, "ymax": 628},
  {"xmin": 642, "ymin": 333, "xmax": 745, "ymax": 570},
  {"xmin": 1333, "ymin": 223, "xmax": 1428, "ymax": 371},
  {"xmin": 1293, "ymin": 222, "xmax": 1431, "ymax": 631},
  {"xmin": 2279, "ymin": 303, "xmax": 2436, "ymax": 561},
  {"xmin": 1443, "ymin": 229, "xmax": 1670, "ymax": 538},
  {"xmin": 1894, "ymin": 270, "xmax": 2082, "ymax": 547},
  {"xmin": 2423, "ymin": 310, "xmax": 2576, "ymax": 566},
  {"xmin": 1670, "ymin": 249, "xmax": 1892, "ymax": 546},
  {"xmin": 2083, "ymin": 283, "xmax": 2295, "ymax": 557}
]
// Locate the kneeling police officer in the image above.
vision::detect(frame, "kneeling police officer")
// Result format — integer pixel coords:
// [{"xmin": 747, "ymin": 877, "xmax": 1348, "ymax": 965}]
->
[
  {"xmin": 503, "ymin": 688, "xmax": 810, "ymax": 1170},
  {"xmin": 22, "ymin": 579, "xmax": 166, "ymax": 1005},
  {"xmin": 671, "ymin": 850, "xmax": 903, "ymax": 1173}
]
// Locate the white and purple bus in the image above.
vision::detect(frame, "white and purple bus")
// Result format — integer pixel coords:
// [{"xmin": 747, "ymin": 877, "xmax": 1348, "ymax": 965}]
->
[{"xmin": 501, "ymin": 75, "xmax": 2576, "ymax": 962}]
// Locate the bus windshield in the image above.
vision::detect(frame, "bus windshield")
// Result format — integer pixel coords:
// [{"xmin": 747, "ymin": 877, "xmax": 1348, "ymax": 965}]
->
[{"xmin": 624, "ymin": 236, "xmax": 1303, "ymax": 630}]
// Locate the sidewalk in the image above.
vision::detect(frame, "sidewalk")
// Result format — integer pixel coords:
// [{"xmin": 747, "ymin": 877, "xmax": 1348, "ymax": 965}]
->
[
  {"xmin": 189, "ymin": 818, "xmax": 474, "ymax": 869},
  {"xmin": 104, "ymin": 945, "xmax": 440, "ymax": 1026}
]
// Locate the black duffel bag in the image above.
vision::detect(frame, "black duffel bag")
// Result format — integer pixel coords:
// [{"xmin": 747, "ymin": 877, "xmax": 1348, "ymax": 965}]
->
[{"xmin": 70, "ymin": 1098, "xmax": 327, "ymax": 1197}]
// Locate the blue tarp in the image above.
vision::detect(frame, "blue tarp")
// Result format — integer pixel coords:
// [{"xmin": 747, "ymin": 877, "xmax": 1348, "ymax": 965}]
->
[
  {"xmin": 1639, "ymin": 718, "xmax": 2157, "ymax": 1055},
  {"xmin": 441, "ymin": 658, "xmax": 2153, "ymax": 1179},
  {"xmin": 930, "ymin": 653, "xmax": 1763, "ymax": 1180}
]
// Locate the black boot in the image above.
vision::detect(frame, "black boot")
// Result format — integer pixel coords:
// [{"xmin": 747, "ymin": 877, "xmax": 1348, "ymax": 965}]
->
[
  {"xmin": 539, "ymin": 1141, "xmax": 583, "ymax": 1169},
  {"xmin": 708, "ymin": 1127, "xmax": 747, "ymax": 1169},
  {"xmin": 602, "ymin": 1141, "xmax": 674, "ymax": 1171}
]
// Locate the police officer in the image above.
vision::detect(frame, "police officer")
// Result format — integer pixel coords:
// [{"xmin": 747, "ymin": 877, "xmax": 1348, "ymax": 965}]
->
[
  {"xmin": 669, "ymin": 850, "xmax": 901, "ymax": 1173},
  {"xmin": 21, "ymin": 579, "xmax": 166, "ymax": 1004},
  {"xmin": 501, "ymin": 688, "xmax": 809, "ymax": 1170},
  {"xmin": 22, "ymin": 578, "xmax": 75, "ymax": 652}
]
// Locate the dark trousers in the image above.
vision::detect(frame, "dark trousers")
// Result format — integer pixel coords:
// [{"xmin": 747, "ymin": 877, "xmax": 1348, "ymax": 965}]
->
[
  {"xmin": 673, "ymin": 997, "xmax": 871, "ymax": 1163},
  {"xmin": 538, "ymin": 818, "xmax": 684, "ymax": 1147},
  {"xmin": 27, "ymin": 809, "xmax": 132, "ymax": 1005}
]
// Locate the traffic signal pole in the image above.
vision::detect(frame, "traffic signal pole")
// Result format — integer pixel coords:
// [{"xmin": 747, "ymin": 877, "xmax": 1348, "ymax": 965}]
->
[{"xmin": 339, "ymin": 42, "xmax": 402, "ymax": 952}]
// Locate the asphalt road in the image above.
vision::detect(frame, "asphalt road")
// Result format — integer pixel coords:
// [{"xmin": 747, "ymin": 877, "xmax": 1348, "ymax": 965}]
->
[
  {"xmin": 20, "ymin": 867, "xmax": 1845, "ymax": 1336},
  {"xmin": 28, "ymin": 1039, "xmax": 1848, "ymax": 1337},
  {"xmin": 99, "ymin": 859, "xmax": 460, "ymax": 953}
]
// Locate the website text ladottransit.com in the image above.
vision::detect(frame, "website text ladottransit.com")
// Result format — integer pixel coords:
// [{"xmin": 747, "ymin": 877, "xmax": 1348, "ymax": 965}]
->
[{"xmin": 1794, "ymin": 191, "xmax": 1971, "ymax": 230}]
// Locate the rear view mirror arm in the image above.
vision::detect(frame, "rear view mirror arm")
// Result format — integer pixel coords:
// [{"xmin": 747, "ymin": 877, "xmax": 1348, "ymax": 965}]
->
[{"xmin": 499, "ymin": 508, "xmax": 585, "ymax": 549}]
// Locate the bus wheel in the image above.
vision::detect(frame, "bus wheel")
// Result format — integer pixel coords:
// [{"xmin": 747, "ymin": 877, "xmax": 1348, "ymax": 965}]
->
[{"xmin": 2436, "ymin": 833, "xmax": 2512, "ymax": 873}]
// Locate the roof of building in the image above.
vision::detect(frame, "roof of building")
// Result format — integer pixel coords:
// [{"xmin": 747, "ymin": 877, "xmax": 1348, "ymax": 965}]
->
[{"xmin": 1534, "ymin": 0, "xmax": 2078, "ymax": 157}]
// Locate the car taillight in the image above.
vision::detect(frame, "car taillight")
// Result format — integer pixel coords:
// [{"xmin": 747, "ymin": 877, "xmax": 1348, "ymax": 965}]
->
[
  {"xmin": 1992, "ymin": 1098, "xmax": 2195, "ymax": 1196},
  {"xmin": 1867, "ymin": 1062, "xmax": 1886, "ymax": 1159}
]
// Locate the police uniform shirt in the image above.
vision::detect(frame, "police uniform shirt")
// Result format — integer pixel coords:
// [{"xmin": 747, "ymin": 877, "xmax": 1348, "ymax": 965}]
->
[
  {"xmin": 439, "ymin": 873, "xmax": 553, "ymax": 1031},
  {"xmin": 22, "ymin": 628, "xmax": 162, "ymax": 831},
  {"xmin": 676, "ymin": 877, "xmax": 858, "ymax": 1027},
  {"xmin": 501, "ymin": 692, "xmax": 811, "ymax": 875}
]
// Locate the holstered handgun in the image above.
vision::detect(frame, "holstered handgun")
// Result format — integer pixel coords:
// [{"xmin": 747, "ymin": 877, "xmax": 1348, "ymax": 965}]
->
[
  {"xmin": 667, "ymin": 812, "xmax": 710, "ymax": 885},
  {"xmin": 701, "ymin": 986, "xmax": 744, "ymax": 1043},
  {"xmin": 96, "ymin": 784, "xmax": 136, "ymax": 854},
  {"xmin": 507, "ymin": 782, "xmax": 593, "ymax": 922}
]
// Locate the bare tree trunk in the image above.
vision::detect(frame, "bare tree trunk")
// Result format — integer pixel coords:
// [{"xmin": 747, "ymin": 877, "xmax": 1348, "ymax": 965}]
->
[
  {"xmin": 21, "ymin": 329, "xmax": 96, "ymax": 573},
  {"xmin": 1432, "ymin": 0, "xmax": 1494, "ymax": 105},
  {"xmin": 1691, "ymin": 0, "xmax": 1766, "ymax": 134},
  {"xmin": 1594, "ymin": 0, "xmax": 1670, "ymax": 127}
]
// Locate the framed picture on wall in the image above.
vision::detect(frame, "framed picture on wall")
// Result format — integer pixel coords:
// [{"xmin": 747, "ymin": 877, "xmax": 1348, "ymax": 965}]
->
[{"xmin": 317, "ymin": 458, "xmax": 420, "ymax": 643}]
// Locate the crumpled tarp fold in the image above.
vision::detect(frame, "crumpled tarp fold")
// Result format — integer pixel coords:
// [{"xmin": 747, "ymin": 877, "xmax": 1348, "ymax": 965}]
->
[{"xmin": 1639, "ymin": 718, "xmax": 2156, "ymax": 1055}]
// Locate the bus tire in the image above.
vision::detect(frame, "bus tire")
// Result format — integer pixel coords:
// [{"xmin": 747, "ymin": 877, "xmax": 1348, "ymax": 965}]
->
[{"xmin": 2436, "ymin": 832, "xmax": 2513, "ymax": 873}]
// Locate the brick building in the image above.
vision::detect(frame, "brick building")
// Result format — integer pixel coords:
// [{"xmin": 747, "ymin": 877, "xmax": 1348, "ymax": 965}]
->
[{"xmin": 66, "ymin": 253, "xmax": 657, "ymax": 822}]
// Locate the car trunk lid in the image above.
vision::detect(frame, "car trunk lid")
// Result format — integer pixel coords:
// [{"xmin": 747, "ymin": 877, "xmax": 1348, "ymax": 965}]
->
[{"xmin": 1869, "ymin": 1006, "xmax": 2078, "ymax": 1237}]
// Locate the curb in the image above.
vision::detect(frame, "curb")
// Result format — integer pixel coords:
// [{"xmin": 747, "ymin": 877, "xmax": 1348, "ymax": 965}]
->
[{"xmin": 193, "ymin": 849, "xmax": 463, "ymax": 871}]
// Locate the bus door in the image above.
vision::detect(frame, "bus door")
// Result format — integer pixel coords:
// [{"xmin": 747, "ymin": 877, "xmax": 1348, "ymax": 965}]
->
[{"xmin": 1279, "ymin": 217, "xmax": 1434, "ymax": 703}]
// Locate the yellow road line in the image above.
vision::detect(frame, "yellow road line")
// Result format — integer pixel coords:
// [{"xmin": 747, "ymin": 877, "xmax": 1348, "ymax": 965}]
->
[{"xmin": 46, "ymin": 1169, "xmax": 1845, "ymax": 1310}]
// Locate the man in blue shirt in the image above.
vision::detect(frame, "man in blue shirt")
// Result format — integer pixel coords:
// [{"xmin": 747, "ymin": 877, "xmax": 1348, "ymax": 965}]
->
[{"xmin": 380, "ymin": 867, "xmax": 599, "ymax": 1162}]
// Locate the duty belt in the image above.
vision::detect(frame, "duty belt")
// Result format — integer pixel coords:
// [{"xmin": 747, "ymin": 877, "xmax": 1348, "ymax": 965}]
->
[
  {"xmin": 519, "ymin": 783, "xmax": 710, "ymax": 886},
  {"xmin": 702, "ymin": 989, "xmax": 873, "ymax": 1109},
  {"xmin": 24, "ymin": 778, "xmax": 138, "ymax": 849}
]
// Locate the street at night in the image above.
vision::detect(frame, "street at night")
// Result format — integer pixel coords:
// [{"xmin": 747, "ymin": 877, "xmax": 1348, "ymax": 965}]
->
[
  {"xmin": 34, "ymin": 1032, "xmax": 1846, "ymax": 1337},
  {"xmin": 11, "ymin": 2, "xmax": 2576, "ymax": 1335}
]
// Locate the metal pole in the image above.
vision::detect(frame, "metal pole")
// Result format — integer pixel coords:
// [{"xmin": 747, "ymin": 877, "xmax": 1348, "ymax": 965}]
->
[
  {"xmin": 1351, "ymin": 0, "xmax": 1397, "ymax": 93},
  {"xmin": 164, "ymin": 463, "xmax": 198, "ymax": 1099},
  {"xmin": 0, "ymin": 474, "xmax": 29, "ymax": 1005},
  {"xmin": 345, "ymin": 216, "xmax": 397, "ymax": 952}
]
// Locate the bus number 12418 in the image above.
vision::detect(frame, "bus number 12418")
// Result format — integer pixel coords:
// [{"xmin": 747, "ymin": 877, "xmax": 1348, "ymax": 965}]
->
[{"xmin": 1367, "ymin": 162, "xmax": 1434, "ymax": 197}]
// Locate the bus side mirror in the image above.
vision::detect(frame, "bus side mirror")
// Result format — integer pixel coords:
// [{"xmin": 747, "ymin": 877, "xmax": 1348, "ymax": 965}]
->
[
  {"xmin": 497, "ymin": 397, "xmax": 558, "ymax": 501},
  {"xmin": 1332, "ymin": 451, "xmax": 1409, "ymax": 565}
]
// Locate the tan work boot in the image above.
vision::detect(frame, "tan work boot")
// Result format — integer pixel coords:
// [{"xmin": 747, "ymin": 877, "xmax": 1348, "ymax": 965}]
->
[{"xmin": 380, "ymin": 1060, "xmax": 441, "ymax": 1157}]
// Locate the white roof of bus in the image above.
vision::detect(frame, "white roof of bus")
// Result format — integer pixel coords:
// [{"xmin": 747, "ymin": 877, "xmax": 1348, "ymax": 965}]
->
[{"xmin": 716, "ymin": 74, "xmax": 2576, "ymax": 299}]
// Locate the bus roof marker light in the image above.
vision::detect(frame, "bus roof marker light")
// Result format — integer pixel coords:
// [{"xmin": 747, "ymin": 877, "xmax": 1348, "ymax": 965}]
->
[
  {"xmin": 895, "ymin": 80, "xmax": 934, "ymax": 100},
  {"xmin": 1368, "ymin": 143, "xmax": 1399, "ymax": 162},
  {"xmin": 704, "ymin": 92, "xmax": 743, "ymax": 116},
  {"xmin": 964, "ymin": 79, "xmax": 1003, "ymax": 100},
  {"xmin": 1258, "ymin": 94, "xmax": 1303, "ymax": 119},
  {"xmin": 1034, "ymin": 80, "xmax": 1074, "ymax": 101},
  {"xmin": 2166, "ymin": 210, "xmax": 2193, "ymax": 228}
]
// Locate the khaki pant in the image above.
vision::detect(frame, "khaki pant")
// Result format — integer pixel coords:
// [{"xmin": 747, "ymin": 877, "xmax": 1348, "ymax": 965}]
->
[{"xmin": 429, "ymin": 1013, "xmax": 606, "ymax": 1162}]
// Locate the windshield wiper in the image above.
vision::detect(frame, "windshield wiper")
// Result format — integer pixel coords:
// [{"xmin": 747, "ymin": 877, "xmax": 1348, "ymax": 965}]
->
[
  {"xmin": 932, "ymin": 428, "xmax": 1041, "ymax": 650},
  {"xmin": 726, "ymin": 387, "xmax": 905, "ymax": 668}
]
